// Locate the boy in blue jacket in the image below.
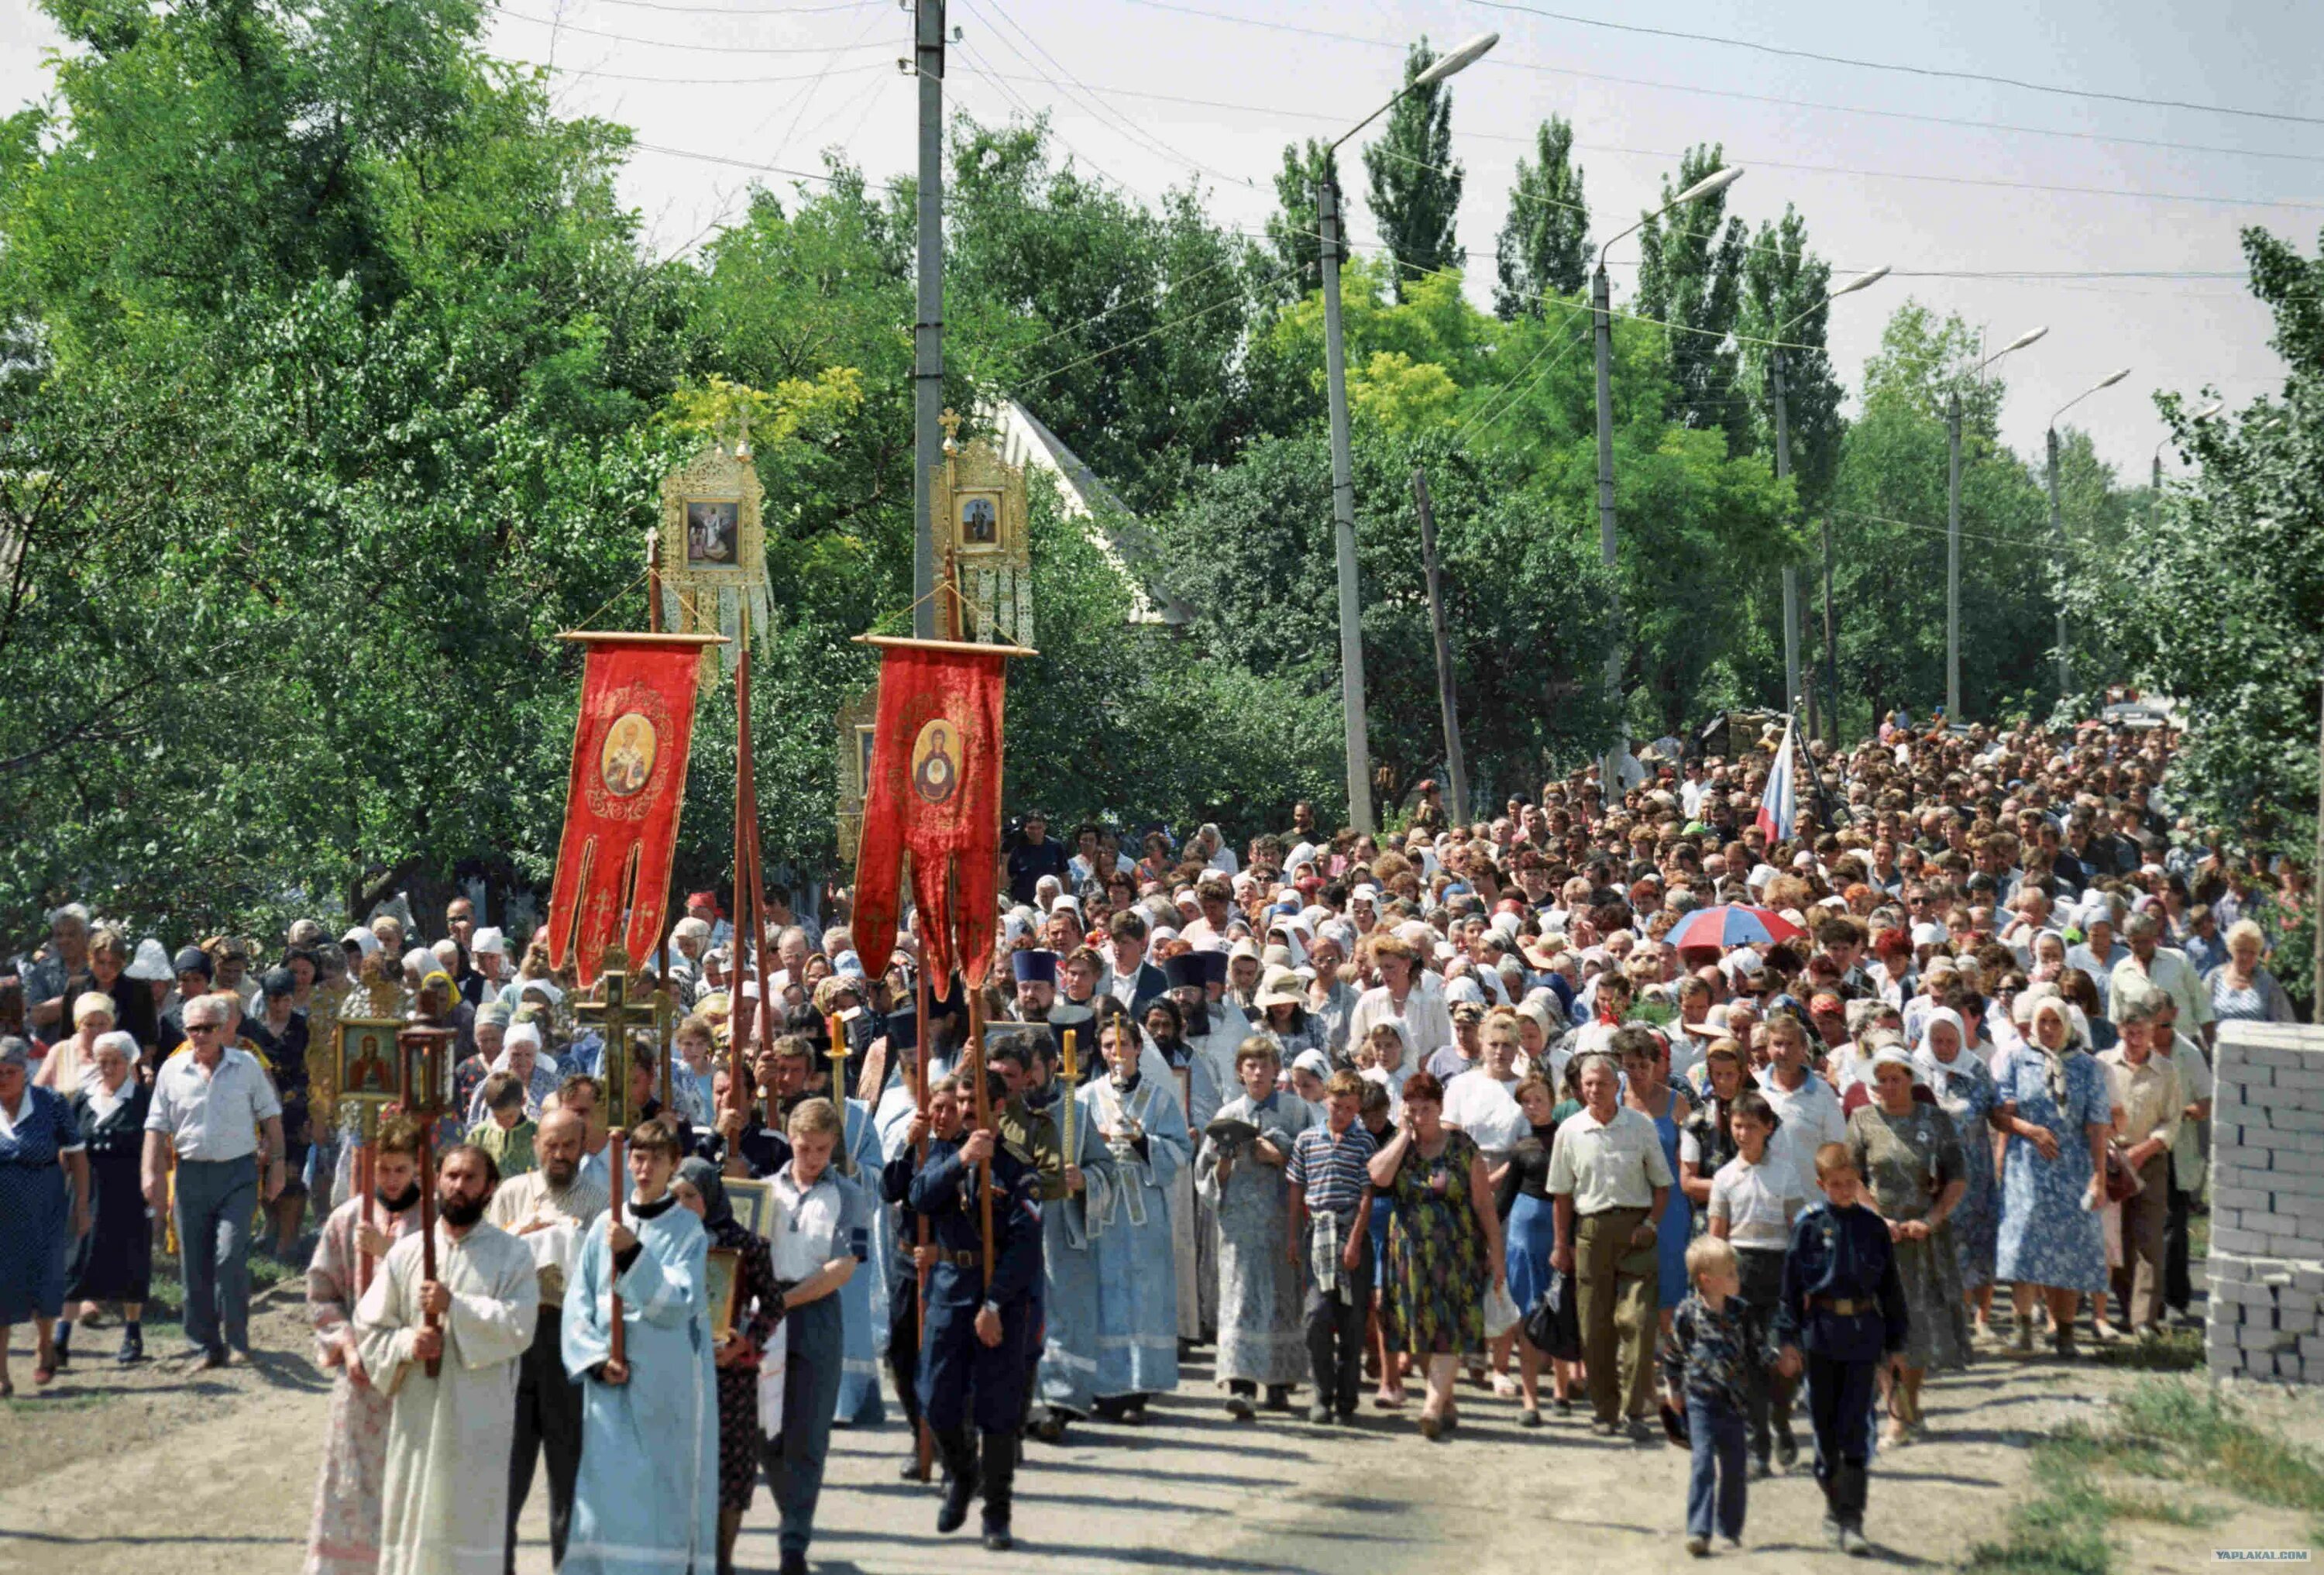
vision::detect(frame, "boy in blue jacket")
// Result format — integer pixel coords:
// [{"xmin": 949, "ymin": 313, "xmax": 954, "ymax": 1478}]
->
[{"xmin": 1773, "ymin": 1142, "xmax": 1907, "ymax": 1556}]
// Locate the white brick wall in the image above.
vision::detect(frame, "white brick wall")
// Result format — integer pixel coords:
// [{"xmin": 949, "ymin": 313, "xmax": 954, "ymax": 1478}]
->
[{"xmin": 2207, "ymin": 1021, "xmax": 2324, "ymax": 1384}]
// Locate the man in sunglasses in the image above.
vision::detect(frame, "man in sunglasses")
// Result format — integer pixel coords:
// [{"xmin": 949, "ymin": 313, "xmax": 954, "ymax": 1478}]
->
[{"xmin": 142, "ymin": 992, "xmax": 285, "ymax": 1367}]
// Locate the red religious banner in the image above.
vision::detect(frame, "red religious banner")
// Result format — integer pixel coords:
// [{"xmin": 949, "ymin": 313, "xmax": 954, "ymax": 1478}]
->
[
  {"xmin": 545, "ymin": 632, "xmax": 720, "ymax": 986},
  {"xmin": 851, "ymin": 636, "xmax": 1016, "ymax": 988}
]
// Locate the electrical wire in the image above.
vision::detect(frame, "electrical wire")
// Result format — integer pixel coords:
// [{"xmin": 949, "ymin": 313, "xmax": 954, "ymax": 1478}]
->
[
  {"xmin": 954, "ymin": 67, "xmax": 2324, "ymax": 215},
  {"xmin": 1110, "ymin": 0, "xmax": 2324, "ymax": 163},
  {"xmin": 1831, "ymin": 507, "xmax": 2035, "ymax": 548},
  {"xmin": 1463, "ymin": 0, "xmax": 2324, "ymax": 130},
  {"xmin": 498, "ymin": 55, "xmax": 896, "ymax": 84},
  {"xmin": 489, "ymin": 3, "xmax": 895, "ymax": 53},
  {"xmin": 588, "ymin": 0, "xmax": 882, "ymax": 12}
]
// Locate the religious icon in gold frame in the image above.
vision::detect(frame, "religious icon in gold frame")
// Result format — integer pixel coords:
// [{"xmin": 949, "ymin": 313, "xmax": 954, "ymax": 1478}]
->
[
  {"xmin": 706, "ymin": 1247, "xmax": 742, "ymax": 1341},
  {"xmin": 337, "ymin": 1021, "xmax": 402, "ymax": 1106}
]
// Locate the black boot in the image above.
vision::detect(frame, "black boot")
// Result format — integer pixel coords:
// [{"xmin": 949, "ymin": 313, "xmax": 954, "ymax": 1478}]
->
[
  {"xmin": 934, "ymin": 1429, "xmax": 979, "ymax": 1534},
  {"xmin": 980, "ymin": 1431, "xmax": 1018, "ymax": 1551},
  {"xmin": 1837, "ymin": 1460, "xmax": 1871, "ymax": 1553}
]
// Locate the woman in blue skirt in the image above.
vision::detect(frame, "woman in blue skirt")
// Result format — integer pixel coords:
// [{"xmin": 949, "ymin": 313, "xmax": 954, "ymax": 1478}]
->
[
  {"xmin": 0, "ymin": 1037, "xmax": 90, "ymax": 1393},
  {"xmin": 1495, "ymin": 1075, "xmax": 1569, "ymax": 1425}
]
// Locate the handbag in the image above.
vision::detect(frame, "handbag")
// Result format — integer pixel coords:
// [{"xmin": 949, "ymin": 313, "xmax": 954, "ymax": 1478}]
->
[
  {"xmin": 2102, "ymin": 1142, "xmax": 2144, "ymax": 1205},
  {"xmin": 1521, "ymin": 1267, "xmax": 1584, "ymax": 1361},
  {"xmin": 1483, "ymin": 1280, "xmax": 1521, "ymax": 1341}
]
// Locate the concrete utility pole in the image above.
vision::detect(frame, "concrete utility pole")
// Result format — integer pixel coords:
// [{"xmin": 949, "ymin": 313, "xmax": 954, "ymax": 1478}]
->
[
  {"xmin": 910, "ymin": 0, "xmax": 946, "ymax": 640},
  {"xmin": 1585, "ymin": 163, "xmax": 1744, "ymax": 799},
  {"xmin": 2046, "ymin": 367, "xmax": 2130, "ymax": 699},
  {"xmin": 1316, "ymin": 178, "xmax": 1373, "ymax": 833},
  {"xmin": 1772, "ymin": 349, "xmax": 1800, "ymax": 719},
  {"xmin": 1946, "ymin": 325, "xmax": 2046, "ymax": 720},
  {"xmin": 1411, "ymin": 468, "xmax": 1469, "ymax": 822},
  {"xmin": 1314, "ymin": 31, "xmax": 1497, "ymax": 833}
]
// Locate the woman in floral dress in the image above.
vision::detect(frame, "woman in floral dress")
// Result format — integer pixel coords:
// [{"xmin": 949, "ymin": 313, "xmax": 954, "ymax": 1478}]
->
[
  {"xmin": 1365, "ymin": 1071, "xmax": 1504, "ymax": 1439},
  {"xmin": 1994, "ymin": 993, "xmax": 2113, "ymax": 1357}
]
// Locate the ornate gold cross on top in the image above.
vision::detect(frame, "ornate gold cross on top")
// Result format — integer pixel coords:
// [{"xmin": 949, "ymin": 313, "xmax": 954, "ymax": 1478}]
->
[{"xmin": 576, "ymin": 943, "xmax": 651, "ymax": 1127}]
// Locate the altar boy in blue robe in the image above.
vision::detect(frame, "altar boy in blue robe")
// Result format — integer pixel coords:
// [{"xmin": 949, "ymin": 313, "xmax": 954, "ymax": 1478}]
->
[{"xmin": 562, "ymin": 1114, "xmax": 717, "ymax": 1575}]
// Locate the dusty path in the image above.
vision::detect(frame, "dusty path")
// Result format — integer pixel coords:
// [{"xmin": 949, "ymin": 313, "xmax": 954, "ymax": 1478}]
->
[{"xmin": 0, "ymin": 1311, "xmax": 2156, "ymax": 1575}]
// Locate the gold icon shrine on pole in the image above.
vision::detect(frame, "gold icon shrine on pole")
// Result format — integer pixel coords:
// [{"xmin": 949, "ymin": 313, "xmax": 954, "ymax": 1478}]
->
[
  {"xmin": 933, "ymin": 411, "xmax": 1033, "ymax": 648},
  {"xmin": 658, "ymin": 436, "xmax": 771, "ymax": 675}
]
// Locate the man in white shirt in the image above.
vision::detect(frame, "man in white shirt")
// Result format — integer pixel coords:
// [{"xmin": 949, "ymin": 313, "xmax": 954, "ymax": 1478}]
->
[
  {"xmin": 142, "ymin": 993, "xmax": 284, "ymax": 1364},
  {"xmin": 1752, "ymin": 1014, "xmax": 1843, "ymax": 1206},
  {"xmin": 1547, "ymin": 1055, "xmax": 1673, "ymax": 1438}
]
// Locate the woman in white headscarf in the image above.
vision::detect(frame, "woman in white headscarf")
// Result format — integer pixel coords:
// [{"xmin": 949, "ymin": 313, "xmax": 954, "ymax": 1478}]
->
[
  {"xmin": 1913, "ymin": 1006, "xmax": 2001, "ymax": 1339},
  {"xmin": 1992, "ymin": 993, "xmax": 2112, "ymax": 1357}
]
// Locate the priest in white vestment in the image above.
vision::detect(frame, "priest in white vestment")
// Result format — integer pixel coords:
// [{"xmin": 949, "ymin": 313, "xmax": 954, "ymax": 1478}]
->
[{"xmin": 356, "ymin": 1143, "xmax": 540, "ymax": 1575}]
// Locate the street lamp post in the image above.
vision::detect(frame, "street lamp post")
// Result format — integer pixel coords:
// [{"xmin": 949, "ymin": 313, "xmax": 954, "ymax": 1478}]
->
[
  {"xmin": 1771, "ymin": 265, "xmax": 1887, "ymax": 727},
  {"xmin": 1946, "ymin": 325, "xmax": 2047, "ymax": 719},
  {"xmin": 2046, "ymin": 367, "xmax": 2131, "ymax": 696},
  {"xmin": 2152, "ymin": 400, "xmax": 2224, "ymax": 522},
  {"xmin": 1591, "ymin": 163, "xmax": 1743, "ymax": 794},
  {"xmin": 1316, "ymin": 31, "xmax": 1497, "ymax": 833}
]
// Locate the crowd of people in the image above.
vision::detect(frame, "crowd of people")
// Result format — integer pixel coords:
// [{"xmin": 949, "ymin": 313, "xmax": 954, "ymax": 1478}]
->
[{"xmin": 0, "ymin": 707, "xmax": 2310, "ymax": 1570}]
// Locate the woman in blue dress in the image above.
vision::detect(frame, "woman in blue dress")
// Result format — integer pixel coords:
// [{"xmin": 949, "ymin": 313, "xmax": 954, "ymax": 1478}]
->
[
  {"xmin": 0, "ymin": 1037, "xmax": 90, "ymax": 1393},
  {"xmin": 1913, "ymin": 1007, "xmax": 2001, "ymax": 1340},
  {"xmin": 1993, "ymin": 995, "xmax": 2112, "ymax": 1357},
  {"xmin": 1618, "ymin": 1030, "xmax": 1693, "ymax": 1322}
]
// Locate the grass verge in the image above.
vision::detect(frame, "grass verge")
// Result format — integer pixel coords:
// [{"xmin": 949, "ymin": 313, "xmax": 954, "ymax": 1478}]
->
[{"xmin": 1963, "ymin": 1377, "xmax": 2324, "ymax": 1574}]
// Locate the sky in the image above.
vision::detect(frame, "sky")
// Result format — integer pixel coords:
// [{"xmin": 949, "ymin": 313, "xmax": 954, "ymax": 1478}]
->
[{"xmin": 4, "ymin": 0, "xmax": 2319, "ymax": 480}]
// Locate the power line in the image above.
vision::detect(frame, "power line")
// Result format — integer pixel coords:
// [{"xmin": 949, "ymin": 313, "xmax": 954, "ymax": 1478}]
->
[
  {"xmin": 956, "ymin": 67, "xmax": 2324, "ymax": 215},
  {"xmin": 1111, "ymin": 0, "xmax": 2324, "ymax": 163},
  {"xmin": 489, "ymin": 3, "xmax": 893, "ymax": 53},
  {"xmin": 1831, "ymin": 507, "xmax": 2032, "ymax": 548},
  {"xmin": 497, "ymin": 55, "xmax": 895, "ymax": 84},
  {"xmin": 1464, "ymin": 0, "xmax": 2324, "ymax": 130},
  {"xmin": 586, "ymin": 0, "xmax": 882, "ymax": 12}
]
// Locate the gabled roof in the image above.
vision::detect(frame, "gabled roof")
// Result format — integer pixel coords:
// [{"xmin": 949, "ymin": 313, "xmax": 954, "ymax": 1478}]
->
[{"xmin": 985, "ymin": 398, "xmax": 1196, "ymax": 627}]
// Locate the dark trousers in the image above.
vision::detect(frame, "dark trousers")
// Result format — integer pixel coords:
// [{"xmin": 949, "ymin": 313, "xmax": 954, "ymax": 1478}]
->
[
  {"xmin": 172, "ymin": 1157, "xmax": 256, "ymax": 1354},
  {"xmin": 1734, "ymin": 1247, "xmax": 1793, "ymax": 1460},
  {"xmin": 887, "ymin": 1270, "xmax": 923, "ymax": 1442},
  {"xmin": 1805, "ymin": 1353, "xmax": 1876, "ymax": 1525},
  {"xmin": 758, "ymin": 1295, "xmax": 844, "ymax": 1559},
  {"xmin": 2163, "ymin": 1154, "xmax": 2194, "ymax": 1314},
  {"xmin": 506, "ymin": 1312, "xmax": 582, "ymax": 1574},
  {"xmin": 1576, "ymin": 1207, "xmax": 1655, "ymax": 1425},
  {"xmin": 1686, "ymin": 1394, "xmax": 1749, "ymax": 1541},
  {"xmin": 918, "ymin": 1297, "xmax": 1033, "ymax": 1436},
  {"xmin": 1303, "ymin": 1226, "xmax": 1371, "ymax": 1415},
  {"xmin": 2112, "ymin": 1152, "xmax": 2170, "ymax": 1329}
]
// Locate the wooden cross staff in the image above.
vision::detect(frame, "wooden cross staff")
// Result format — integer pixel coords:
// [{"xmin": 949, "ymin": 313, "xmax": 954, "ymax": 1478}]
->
[{"xmin": 576, "ymin": 944, "xmax": 649, "ymax": 1367}]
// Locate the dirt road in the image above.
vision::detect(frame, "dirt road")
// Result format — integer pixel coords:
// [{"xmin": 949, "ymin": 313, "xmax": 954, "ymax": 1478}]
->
[{"xmin": 0, "ymin": 1310, "xmax": 2151, "ymax": 1575}]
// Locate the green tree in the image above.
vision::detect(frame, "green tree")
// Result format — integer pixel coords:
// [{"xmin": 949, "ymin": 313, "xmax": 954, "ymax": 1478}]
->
[
  {"xmin": 1262, "ymin": 138, "xmax": 1342, "ymax": 303},
  {"xmin": 1152, "ymin": 428, "xmax": 1617, "ymax": 800},
  {"xmin": 1825, "ymin": 303, "xmax": 2055, "ymax": 731},
  {"xmin": 1361, "ymin": 40, "xmax": 1464, "ymax": 302},
  {"xmin": 1635, "ymin": 144, "xmax": 1749, "ymax": 454},
  {"xmin": 2065, "ymin": 223, "xmax": 2323, "ymax": 999},
  {"xmin": 1738, "ymin": 205, "xmax": 1843, "ymax": 508},
  {"xmin": 944, "ymin": 115, "xmax": 1256, "ymax": 516},
  {"xmin": 1493, "ymin": 115, "xmax": 1590, "ymax": 318}
]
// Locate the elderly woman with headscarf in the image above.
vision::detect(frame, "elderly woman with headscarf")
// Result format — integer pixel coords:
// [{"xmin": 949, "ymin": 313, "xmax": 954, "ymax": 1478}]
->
[
  {"xmin": 1913, "ymin": 1006, "xmax": 2001, "ymax": 1339},
  {"xmin": 1993, "ymin": 992, "xmax": 2112, "ymax": 1357},
  {"xmin": 1848, "ymin": 1044, "xmax": 1969, "ymax": 1442},
  {"xmin": 0, "ymin": 1036, "xmax": 90, "ymax": 1392},
  {"xmin": 670, "ymin": 1156, "xmax": 785, "ymax": 1575}
]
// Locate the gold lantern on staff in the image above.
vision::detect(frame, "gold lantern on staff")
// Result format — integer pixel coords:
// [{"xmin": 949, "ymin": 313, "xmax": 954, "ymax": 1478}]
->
[
  {"xmin": 933, "ymin": 411, "xmax": 1033, "ymax": 649},
  {"xmin": 656, "ymin": 436, "xmax": 772, "ymax": 676}
]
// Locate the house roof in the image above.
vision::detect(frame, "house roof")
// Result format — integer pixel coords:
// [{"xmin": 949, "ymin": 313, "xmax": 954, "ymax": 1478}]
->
[{"xmin": 985, "ymin": 398, "xmax": 1196, "ymax": 627}]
